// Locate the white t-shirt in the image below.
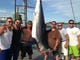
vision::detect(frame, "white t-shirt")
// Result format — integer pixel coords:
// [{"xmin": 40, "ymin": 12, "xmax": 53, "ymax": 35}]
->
[
  {"xmin": 59, "ymin": 28, "xmax": 67, "ymax": 42},
  {"xmin": 0, "ymin": 28, "xmax": 13, "ymax": 50},
  {"xmin": 66, "ymin": 27, "xmax": 80, "ymax": 46}
]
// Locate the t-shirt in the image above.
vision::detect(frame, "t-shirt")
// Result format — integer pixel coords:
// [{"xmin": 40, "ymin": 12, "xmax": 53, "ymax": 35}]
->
[
  {"xmin": 12, "ymin": 27, "xmax": 22, "ymax": 45},
  {"xmin": 66, "ymin": 27, "xmax": 80, "ymax": 46},
  {"xmin": 59, "ymin": 28, "xmax": 67, "ymax": 42},
  {"xmin": 48, "ymin": 29, "xmax": 61, "ymax": 49}
]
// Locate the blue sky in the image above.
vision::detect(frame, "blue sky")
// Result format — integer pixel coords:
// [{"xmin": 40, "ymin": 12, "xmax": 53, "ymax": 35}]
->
[
  {"xmin": 0, "ymin": 0, "xmax": 23, "ymax": 19},
  {"xmin": 0, "ymin": 0, "xmax": 80, "ymax": 23}
]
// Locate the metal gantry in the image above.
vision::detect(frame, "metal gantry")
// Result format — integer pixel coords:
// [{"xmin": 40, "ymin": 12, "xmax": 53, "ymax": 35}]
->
[{"xmin": 14, "ymin": 0, "xmax": 34, "ymax": 26}]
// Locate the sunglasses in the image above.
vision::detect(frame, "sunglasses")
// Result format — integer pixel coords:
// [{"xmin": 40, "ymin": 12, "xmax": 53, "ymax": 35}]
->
[
  {"xmin": 8, "ymin": 21, "xmax": 13, "ymax": 23},
  {"xmin": 16, "ymin": 22, "xmax": 21, "ymax": 24},
  {"xmin": 52, "ymin": 23, "xmax": 56, "ymax": 25},
  {"xmin": 58, "ymin": 25, "xmax": 62, "ymax": 26},
  {"xmin": 69, "ymin": 23, "xmax": 74, "ymax": 24}
]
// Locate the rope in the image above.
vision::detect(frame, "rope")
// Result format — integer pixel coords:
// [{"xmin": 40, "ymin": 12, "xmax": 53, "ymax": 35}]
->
[{"xmin": 70, "ymin": 0, "xmax": 76, "ymax": 21}]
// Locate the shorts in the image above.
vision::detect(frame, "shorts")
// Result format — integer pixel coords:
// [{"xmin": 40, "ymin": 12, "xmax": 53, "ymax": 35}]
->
[
  {"xmin": 52, "ymin": 50, "xmax": 59, "ymax": 56},
  {"xmin": 21, "ymin": 44, "xmax": 33, "ymax": 57},
  {"xmin": 52, "ymin": 46, "xmax": 60, "ymax": 55},
  {"xmin": 69, "ymin": 45, "xmax": 80, "ymax": 56},
  {"xmin": 62, "ymin": 41, "xmax": 68, "ymax": 56}
]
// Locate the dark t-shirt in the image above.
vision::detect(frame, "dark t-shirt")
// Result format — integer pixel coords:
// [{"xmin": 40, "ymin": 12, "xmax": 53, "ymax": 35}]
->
[
  {"xmin": 48, "ymin": 29, "xmax": 61, "ymax": 49},
  {"xmin": 12, "ymin": 27, "xmax": 22, "ymax": 45}
]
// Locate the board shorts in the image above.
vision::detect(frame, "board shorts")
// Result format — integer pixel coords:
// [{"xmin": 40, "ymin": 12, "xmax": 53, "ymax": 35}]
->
[{"xmin": 69, "ymin": 45, "xmax": 80, "ymax": 56}]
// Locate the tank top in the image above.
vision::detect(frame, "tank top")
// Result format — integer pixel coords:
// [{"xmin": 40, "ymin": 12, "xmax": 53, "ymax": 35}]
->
[{"xmin": 0, "ymin": 28, "xmax": 13, "ymax": 50}]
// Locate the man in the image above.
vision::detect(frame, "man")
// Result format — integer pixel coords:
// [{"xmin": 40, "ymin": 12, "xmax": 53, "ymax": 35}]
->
[
  {"xmin": 66, "ymin": 20, "xmax": 80, "ymax": 60},
  {"xmin": 0, "ymin": 17, "xmax": 13, "ymax": 60},
  {"xmin": 11, "ymin": 19, "xmax": 22, "ymax": 60},
  {"xmin": 21, "ymin": 21, "xmax": 33, "ymax": 60},
  {"xmin": 47, "ymin": 21, "xmax": 61, "ymax": 60},
  {"xmin": 58, "ymin": 22, "xmax": 68, "ymax": 60}
]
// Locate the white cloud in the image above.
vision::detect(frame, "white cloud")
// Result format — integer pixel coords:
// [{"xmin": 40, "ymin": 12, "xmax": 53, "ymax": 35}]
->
[
  {"xmin": 0, "ymin": 9, "xmax": 14, "ymax": 17},
  {"xmin": 0, "ymin": 9, "xmax": 13, "ymax": 14},
  {"xmin": 0, "ymin": 10, "xmax": 8, "ymax": 14},
  {"xmin": 45, "ymin": 0, "xmax": 80, "ymax": 21},
  {"xmin": 42, "ymin": 0, "xmax": 50, "ymax": 2}
]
